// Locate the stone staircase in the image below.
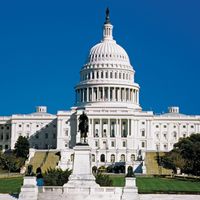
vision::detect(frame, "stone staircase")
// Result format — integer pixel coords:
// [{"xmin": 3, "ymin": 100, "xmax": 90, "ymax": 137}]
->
[
  {"xmin": 29, "ymin": 151, "xmax": 60, "ymax": 173},
  {"xmin": 145, "ymin": 152, "xmax": 172, "ymax": 175},
  {"xmin": 0, "ymin": 194, "xmax": 18, "ymax": 200}
]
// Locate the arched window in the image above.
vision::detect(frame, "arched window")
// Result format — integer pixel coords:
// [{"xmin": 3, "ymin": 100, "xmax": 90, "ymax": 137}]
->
[
  {"xmin": 96, "ymin": 71, "xmax": 99, "ymax": 79},
  {"xmin": 92, "ymin": 154, "xmax": 95, "ymax": 162},
  {"xmin": 111, "ymin": 154, "xmax": 115, "ymax": 163},
  {"xmin": 70, "ymin": 154, "xmax": 74, "ymax": 162},
  {"xmin": 95, "ymin": 129, "xmax": 99, "ymax": 137},
  {"xmin": 106, "ymin": 72, "xmax": 108, "ymax": 78},
  {"xmin": 101, "ymin": 71, "xmax": 103, "ymax": 78},
  {"xmin": 123, "ymin": 73, "xmax": 125, "ymax": 79},
  {"xmin": 110, "ymin": 72, "xmax": 113, "ymax": 78},
  {"xmin": 119, "ymin": 73, "xmax": 121, "ymax": 79},
  {"xmin": 131, "ymin": 154, "xmax": 135, "ymax": 162},
  {"xmin": 115, "ymin": 72, "xmax": 117, "ymax": 79},
  {"xmin": 100, "ymin": 154, "xmax": 105, "ymax": 162},
  {"xmin": 121, "ymin": 154, "xmax": 125, "ymax": 162}
]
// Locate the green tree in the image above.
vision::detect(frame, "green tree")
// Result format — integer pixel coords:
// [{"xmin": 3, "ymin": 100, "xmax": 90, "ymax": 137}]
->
[
  {"xmin": 14, "ymin": 136, "xmax": 29, "ymax": 159},
  {"xmin": 162, "ymin": 133, "xmax": 200, "ymax": 176},
  {"xmin": 0, "ymin": 153, "xmax": 25, "ymax": 173}
]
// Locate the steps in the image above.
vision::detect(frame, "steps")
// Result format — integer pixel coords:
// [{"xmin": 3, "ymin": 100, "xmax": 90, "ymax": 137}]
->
[
  {"xmin": 145, "ymin": 152, "xmax": 172, "ymax": 175},
  {"xmin": 29, "ymin": 151, "xmax": 60, "ymax": 173},
  {"xmin": 41, "ymin": 152, "xmax": 60, "ymax": 172}
]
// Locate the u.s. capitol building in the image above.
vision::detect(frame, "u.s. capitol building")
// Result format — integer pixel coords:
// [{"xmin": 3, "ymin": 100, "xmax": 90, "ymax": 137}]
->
[{"xmin": 0, "ymin": 10, "xmax": 200, "ymax": 172}]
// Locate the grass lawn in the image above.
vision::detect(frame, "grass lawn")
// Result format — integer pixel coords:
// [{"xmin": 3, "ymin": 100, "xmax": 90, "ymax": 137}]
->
[
  {"xmin": 1, "ymin": 175, "xmax": 200, "ymax": 194},
  {"xmin": 0, "ymin": 177, "xmax": 23, "ymax": 194},
  {"xmin": 109, "ymin": 174, "xmax": 125, "ymax": 187},
  {"xmin": 136, "ymin": 176, "xmax": 200, "ymax": 194},
  {"xmin": 109, "ymin": 175, "xmax": 200, "ymax": 194}
]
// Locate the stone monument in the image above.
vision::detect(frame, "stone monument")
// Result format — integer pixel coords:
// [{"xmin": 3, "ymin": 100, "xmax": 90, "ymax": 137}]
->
[
  {"xmin": 121, "ymin": 166, "xmax": 139, "ymax": 200},
  {"xmin": 63, "ymin": 111, "xmax": 100, "ymax": 195},
  {"xmin": 18, "ymin": 165, "xmax": 38, "ymax": 200}
]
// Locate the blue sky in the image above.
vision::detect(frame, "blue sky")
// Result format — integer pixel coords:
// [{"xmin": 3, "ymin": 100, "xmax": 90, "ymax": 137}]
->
[{"xmin": 0, "ymin": 0, "xmax": 199, "ymax": 115}]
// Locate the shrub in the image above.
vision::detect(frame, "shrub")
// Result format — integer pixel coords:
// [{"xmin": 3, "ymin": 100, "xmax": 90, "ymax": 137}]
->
[
  {"xmin": 95, "ymin": 173, "xmax": 113, "ymax": 186},
  {"xmin": 43, "ymin": 168, "xmax": 72, "ymax": 186},
  {"xmin": 98, "ymin": 165, "xmax": 106, "ymax": 173}
]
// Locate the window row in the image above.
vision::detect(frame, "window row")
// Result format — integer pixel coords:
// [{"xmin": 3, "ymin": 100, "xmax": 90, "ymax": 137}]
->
[
  {"xmin": 0, "ymin": 144, "xmax": 9, "ymax": 150},
  {"xmin": 155, "ymin": 131, "xmax": 188, "ymax": 139},
  {"xmin": 81, "ymin": 70, "xmax": 132, "ymax": 81},
  {"xmin": 95, "ymin": 140, "xmax": 127, "ymax": 148},
  {"xmin": 155, "ymin": 124, "xmax": 195, "ymax": 129},
  {"xmin": 0, "ymin": 126, "xmax": 10, "ymax": 130},
  {"xmin": 91, "ymin": 153, "xmax": 136, "ymax": 163},
  {"xmin": 18, "ymin": 124, "xmax": 57, "ymax": 128},
  {"xmin": 0, "ymin": 133, "xmax": 9, "ymax": 140},
  {"xmin": 89, "ymin": 53, "xmax": 127, "ymax": 62}
]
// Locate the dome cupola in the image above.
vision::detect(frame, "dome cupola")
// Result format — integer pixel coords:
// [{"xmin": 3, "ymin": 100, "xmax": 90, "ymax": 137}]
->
[
  {"xmin": 86, "ymin": 8, "xmax": 130, "ymax": 66},
  {"xmin": 75, "ymin": 9, "xmax": 141, "ymax": 111}
]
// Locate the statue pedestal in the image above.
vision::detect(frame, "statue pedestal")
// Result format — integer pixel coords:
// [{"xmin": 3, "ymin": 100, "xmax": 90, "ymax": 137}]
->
[
  {"xmin": 63, "ymin": 144, "xmax": 99, "ymax": 189},
  {"xmin": 18, "ymin": 176, "xmax": 38, "ymax": 200},
  {"xmin": 121, "ymin": 177, "xmax": 139, "ymax": 200},
  {"xmin": 58, "ymin": 148, "xmax": 73, "ymax": 170}
]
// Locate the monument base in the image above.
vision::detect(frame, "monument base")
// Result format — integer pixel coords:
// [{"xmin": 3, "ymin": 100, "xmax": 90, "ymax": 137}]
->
[
  {"xmin": 18, "ymin": 176, "xmax": 38, "ymax": 200},
  {"xmin": 63, "ymin": 144, "xmax": 99, "ymax": 189},
  {"xmin": 121, "ymin": 177, "xmax": 139, "ymax": 200}
]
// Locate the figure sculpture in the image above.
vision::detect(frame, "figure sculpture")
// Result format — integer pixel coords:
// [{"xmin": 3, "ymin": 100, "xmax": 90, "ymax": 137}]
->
[{"xmin": 78, "ymin": 111, "xmax": 89, "ymax": 143}]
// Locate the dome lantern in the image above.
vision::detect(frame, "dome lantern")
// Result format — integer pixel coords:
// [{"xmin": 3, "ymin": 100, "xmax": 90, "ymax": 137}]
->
[{"xmin": 103, "ymin": 8, "xmax": 113, "ymax": 41}]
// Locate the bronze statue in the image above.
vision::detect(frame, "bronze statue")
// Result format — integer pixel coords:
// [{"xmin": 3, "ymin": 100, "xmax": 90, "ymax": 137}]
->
[
  {"xmin": 26, "ymin": 164, "xmax": 34, "ymax": 176},
  {"xmin": 78, "ymin": 111, "xmax": 89, "ymax": 143},
  {"xmin": 126, "ymin": 166, "xmax": 135, "ymax": 177}
]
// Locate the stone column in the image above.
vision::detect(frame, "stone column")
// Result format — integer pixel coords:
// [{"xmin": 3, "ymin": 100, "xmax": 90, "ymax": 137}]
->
[
  {"xmin": 108, "ymin": 87, "xmax": 110, "ymax": 101},
  {"xmin": 113, "ymin": 87, "xmax": 115, "ymax": 101},
  {"xmin": 99, "ymin": 119, "xmax": 102, "ymax": 138},
  {"xmin": 102, "ymin": 87, "xmax": 105, "ymax": 101},
  {"xmin": 108, "ymin": 118, "xmax": 111, "ymax": 137},
  {"xmin": 82, "ymin": 89, "xmax": 85, "ymax": 102},
  {"xmin": 118, "ymin": 88, "xmax": 121, "ymax": 101},
  {"xmin": 87, "ymin": 88, "xmax": 89, "ymax": 102},
  {"xmin": 119, "ymin": 119, "xmax": 122, "ymax": 137},
  {"xmin": 97, "ymin": 87, "xmax": 99, "ymax": 101},
  {"xmin": 127, "ymin": 119, "xmax": 130, "ymax": 136}
]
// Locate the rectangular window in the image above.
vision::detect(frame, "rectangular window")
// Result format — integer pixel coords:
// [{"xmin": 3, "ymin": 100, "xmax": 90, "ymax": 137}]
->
[
  {"xmin": 45, "ymin": 133, "xmax": 48, "ymax": 139},
  {"xmin": 111, "ymin": 141, "xmax": 115, "ymax": 147},
  {"xmin": 95, "ymin": 141, "xmax": 98, "ymax": 147},
  {"xmin": 142, "ymin": 130, "xmax": 145, "ymax": 137},
  {"xmin": 123, "ymin": 141, "xmax": 126, "ymax": 147},
  {"xmin": 142, "ymin": 142, "xmax": 145, "ymax": 148}
]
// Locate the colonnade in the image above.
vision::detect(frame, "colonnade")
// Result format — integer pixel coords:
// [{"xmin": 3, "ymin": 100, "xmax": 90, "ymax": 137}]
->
[
  {"xmin": 86, "ymin": 118, "xmax": 131, "ymax": 138},
  {"xmin": 81, "ymin": 69, "xmax": 132, "ymax": 81},
  {"xmin": 76, "ymin": 87, "xmax": 139, "ymax": 104}
]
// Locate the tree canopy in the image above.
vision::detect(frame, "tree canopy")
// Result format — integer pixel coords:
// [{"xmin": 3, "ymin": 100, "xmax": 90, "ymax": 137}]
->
[
  {"xmin": 14, "ymin": 136, "xmax": 29, "ymax": 158},
  {"xmin": 162, "ymin": 133, "xmax": 200, "ymax": 176}
]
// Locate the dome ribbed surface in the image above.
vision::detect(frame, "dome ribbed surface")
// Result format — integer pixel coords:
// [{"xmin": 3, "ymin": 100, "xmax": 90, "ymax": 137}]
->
[{"xmin": 86, "ymin": 40, "xmax": 130, "ymax": 65}]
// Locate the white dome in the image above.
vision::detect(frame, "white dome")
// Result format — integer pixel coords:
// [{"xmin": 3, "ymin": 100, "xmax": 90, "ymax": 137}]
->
[
  {"xmin": 75, "ymin": 9, "xmax": 141, "ymax": 111},
  {"xmin": 87, "ymin": 40, "xmax": 130, "ymax": 65}
]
